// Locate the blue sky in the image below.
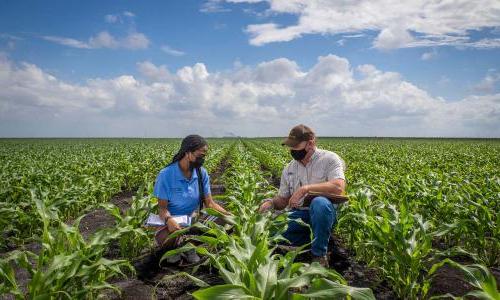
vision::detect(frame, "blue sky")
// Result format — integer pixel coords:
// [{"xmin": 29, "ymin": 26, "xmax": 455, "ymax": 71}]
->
[{"xmin": 0, "ymin": 0, "xmax": 499, "ymax": 137}]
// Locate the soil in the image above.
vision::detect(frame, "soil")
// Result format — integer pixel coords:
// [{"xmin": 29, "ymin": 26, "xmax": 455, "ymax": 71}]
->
[
  {"xmin": 328, "ymin": 236, "xmax": 397, "ymax": 299},
  {"xmin": 209, "ymin": 150, "xmax": 231, "ymax": 185},
  {"xmin": 77, "ymin": 190, "xmax": 135, "ymax": 239},
  {"xmin": 275, "ymin": 235, "xmax": 397, "ymax": 299},
  {"xmin": 427, "ymin": 259, "xmax": 500, "ymax": 298}
]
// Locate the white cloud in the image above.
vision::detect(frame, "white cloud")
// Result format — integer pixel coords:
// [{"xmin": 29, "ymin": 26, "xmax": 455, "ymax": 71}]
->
[
  {"xmin": 0, "ymin": 34, "xmax": 22, "ymax": 51},
  {"xmin": 473, "ymin": 72, "xmax": 500, "ymax": 94},
  {"xmin": 123, "ymin": 11, "xmax": 135, "ymax": 18},
  {"xmin": 421, "ymin": 49, "xmax": 437, "ymax": 61},
  {"xmin": 407, "ymin": 36, "xmax": 500, "ymax": 49},
  {"xmin": 438, "ymin": 75, "xmax": 451, "ymax": 86},
  {"xmin": 104, "ymin": 14, "xmax": 119, "ymax": 24},
  {"xmin": 105, "ymin": 11, "xmax": 136, "ymax": 23},
  {"xmin": 42, "ymin": 31, "xmax": 149, "ymax": 50},
  {"xmin": 122, "ymin": 32, "xmax": 149, "ymax": 49},
  {"xmin": 161, "ymin": 45, "xmax": 185, "ymax": 56},
  {"xmin": 136, "ymin": 61, "xmax": 172, "ymax": 82},
  {"xmin": 226, "ymin": 0, "xmax": 500, "ymax": 49},
  {"xmin": 200, "ymin": 0, "xmax": 231, "ymax": 13},
  {"xmin": 42, "ymin": 36, "xmax": 92, "ymax": 49},
  {"xmin": 373, "ymin": 27, "xmax": 415, "ymax": 50},
  {"xmin": 0, "ymin": 54, "xmax": 499, "ymax": 137},
  {"xmin": 44, "ymin": 11, "xmax": 147, "ymax": 50},
  {"xmin": 342, "ymin": 34, "xmax": 365, "ymax": 39}
]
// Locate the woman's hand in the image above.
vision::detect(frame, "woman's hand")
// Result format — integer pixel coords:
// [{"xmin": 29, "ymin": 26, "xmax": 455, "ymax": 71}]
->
[
  {"xmin": 166, "ymin": 218, "xmax": 182, "ymax": 233},
  {"xmin": 214, "ymin": 204, "xmax": 232, "ymax": 216},
  {"xmin": 205, "ymin": 195, "xmax": 231, "ymax": 216}
]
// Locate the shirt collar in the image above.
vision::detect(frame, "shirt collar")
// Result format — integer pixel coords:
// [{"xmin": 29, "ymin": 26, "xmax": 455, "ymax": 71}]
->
[
  {"xmin": 310, "ymin": 148, "xmax": 320, "ymax": 162},
  {"xmin": 175, "ymin": 161, "xmax": 198, "ymax": 182}
]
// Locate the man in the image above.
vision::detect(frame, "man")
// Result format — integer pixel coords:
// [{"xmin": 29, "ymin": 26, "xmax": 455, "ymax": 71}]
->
[{"xmin": 258, "ymin": 124, "xmax": 346, "ymax": 267}]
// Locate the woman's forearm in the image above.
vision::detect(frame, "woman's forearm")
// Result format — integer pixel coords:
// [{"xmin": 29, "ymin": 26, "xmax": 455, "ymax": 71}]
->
[
  {"xmin": 208, "ymin": 200, "xmax": 229, "ymax": 215},
  {"xmin": 158, "ymin": 199, "xmax": 171, "ymax": 221}
]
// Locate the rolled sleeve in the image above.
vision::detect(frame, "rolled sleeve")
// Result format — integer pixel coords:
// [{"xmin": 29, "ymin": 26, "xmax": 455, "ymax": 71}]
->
[
  {"xmin": 201, "ymin": 168, "xmax": 211, "ymax": 196},
  {"xmin": 153, "ymin": 171, "xmax": 169, "ymax": 200},
  {"xmin": 326, "ymin": 156, "xmax": 346, "ymax": 181},
  {"xmin": 278, "ymin": 168, "xmax": 291, "ymax": 198}
]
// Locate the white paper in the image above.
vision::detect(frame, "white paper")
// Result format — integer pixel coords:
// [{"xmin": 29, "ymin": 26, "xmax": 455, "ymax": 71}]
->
[
  {"xmin": 172, "ymin": 215, "xmax": 192, "ymax": 227},
  {"xmin": 144, "ymin": 213, "xmax": 192, "ymax": 227},
  {"xmin": 145, "ymin": 213, "xmax": 165, "ymax": 226}
]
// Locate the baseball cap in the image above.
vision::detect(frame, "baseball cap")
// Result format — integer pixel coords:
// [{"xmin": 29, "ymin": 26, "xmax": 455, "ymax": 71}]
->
[{"xmin": 281, "ymin": 124, "xmax": 315, "ymax": 147}]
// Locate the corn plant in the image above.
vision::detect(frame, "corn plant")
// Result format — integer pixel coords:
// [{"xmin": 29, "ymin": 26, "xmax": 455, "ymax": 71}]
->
[
  {"xmin": 428, "ymin": 259, "xmax": 500, "ymax": 300},
  {"xmin": 0, "ymin": 139, "xmax": 179, "ymax": 246},
  {"xmin": 0, "ymin": 190, "xmax": 133, "ymax": 299},
  {"xmin": 101, "ymin": 183, "xmax": 156, "ymax": 258}
]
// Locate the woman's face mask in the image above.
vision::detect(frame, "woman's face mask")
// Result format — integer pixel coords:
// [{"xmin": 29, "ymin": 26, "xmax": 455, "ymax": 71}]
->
[{"xmin": 189, "ymin": 151, "xmax": 206, "ymax": 169}]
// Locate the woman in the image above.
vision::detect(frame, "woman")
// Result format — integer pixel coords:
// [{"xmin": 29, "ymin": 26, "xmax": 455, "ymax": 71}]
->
[{"xmin": 153, "ymin": 134, "xmax": 229, "ymax": 265}]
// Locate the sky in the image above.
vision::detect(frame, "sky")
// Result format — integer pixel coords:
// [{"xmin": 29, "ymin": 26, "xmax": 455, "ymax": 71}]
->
[{"xmin": 0, "ymin": 0, "xmax": 499, "ymax": 137}]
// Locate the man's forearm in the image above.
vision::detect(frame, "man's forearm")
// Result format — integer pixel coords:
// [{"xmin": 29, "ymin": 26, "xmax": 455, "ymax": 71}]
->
[
  {"xmin": 306, "ymin": 181, "xmax": 345, "ymax": 195},
  {"xmin": 272, "ymin": 195, "xmax": 289, "ymax": 210}
]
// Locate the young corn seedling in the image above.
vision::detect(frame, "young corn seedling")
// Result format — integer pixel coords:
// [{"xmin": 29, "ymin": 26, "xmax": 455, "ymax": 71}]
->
[
  {"xmin": 101, "ymin": 183, "xmax": 156, "ymax": 258},
  {"xmin": 428, "ymin": 259, "xmax": 500, "ymax": 300}
]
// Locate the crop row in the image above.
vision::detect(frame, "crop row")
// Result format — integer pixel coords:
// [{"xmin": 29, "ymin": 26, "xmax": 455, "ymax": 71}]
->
[
  {"xmin": 159, "ymin": 141, "xmax": 376, "ymax": 299},
  {"xmin": 245, "ymin": 138, "xmax": 499, "ymax": 299}
]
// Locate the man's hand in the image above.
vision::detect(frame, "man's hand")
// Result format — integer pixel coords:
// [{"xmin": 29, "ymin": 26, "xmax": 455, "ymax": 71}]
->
[
  {"xmin": 288, "ymin": 185, "xmax": 310, "ymax": 208},
  {"xmin": 166, "ymin": 218, "xmax": 182, "ymax": 233},
  {"xmin": 258, "ymin": 199, "xmax": 274, "ymax": 213}
]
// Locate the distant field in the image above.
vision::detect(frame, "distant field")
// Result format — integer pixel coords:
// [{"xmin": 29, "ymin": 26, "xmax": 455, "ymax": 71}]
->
[{"xmin": 1, "ymin": 138, "xmax": 498, "ymax": 299}]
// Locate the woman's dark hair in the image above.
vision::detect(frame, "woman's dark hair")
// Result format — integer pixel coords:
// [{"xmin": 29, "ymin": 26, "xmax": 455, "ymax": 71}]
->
[{"xmin": 168, "ymin": 134, "xmax": 208, "ymax": 166}]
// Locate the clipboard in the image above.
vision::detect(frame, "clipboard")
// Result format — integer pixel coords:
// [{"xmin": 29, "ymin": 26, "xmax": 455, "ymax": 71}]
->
[{"xmin": 302, "ymin": 191, "xmax": 349, "ymax": 207}]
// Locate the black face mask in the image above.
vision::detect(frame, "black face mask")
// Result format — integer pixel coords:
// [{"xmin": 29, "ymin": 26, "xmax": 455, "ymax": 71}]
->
[
  {"xmin": 290, "ymin": 148, "xmax": 307, "ymax": 161},
  {"xmin": 189, "ymin": 156, "xmax": 205, "ymax": 169}
]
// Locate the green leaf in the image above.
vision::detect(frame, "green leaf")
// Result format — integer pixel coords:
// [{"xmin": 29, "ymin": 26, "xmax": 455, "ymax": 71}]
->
[
  {"xmin": 160, "ymin": 272, "xmax": 210, "ymax": 288},
  {"xmin": 192, "ymin": 284, "xmax": 259, "ymax": 300},
  {"xmin": 293, "ymin": 278, "xmax": 375, "ymax": 300},
  {"xmin": 159, "ymin": 243, "xmax": 196, "ymax": 264}
]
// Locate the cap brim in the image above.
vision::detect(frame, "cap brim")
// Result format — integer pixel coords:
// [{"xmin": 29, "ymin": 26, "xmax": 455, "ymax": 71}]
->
[{"xmin": 281, "ymin": 138, "xmax": 300, "ymax": 147}]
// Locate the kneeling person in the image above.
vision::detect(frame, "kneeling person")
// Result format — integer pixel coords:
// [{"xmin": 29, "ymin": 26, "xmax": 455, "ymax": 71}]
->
[
  {"xmin": 153, "ymin": 135, "xmax": 229, "ymax": 265},
  {"xmin": 258, "ymin": 124, "xmax": 346, "ymax": 268}
]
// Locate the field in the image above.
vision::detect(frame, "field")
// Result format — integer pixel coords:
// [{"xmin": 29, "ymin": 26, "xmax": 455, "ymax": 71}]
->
[{"xmin": 0, "ymin": 138, "xmax": 499, "ymax": 299}]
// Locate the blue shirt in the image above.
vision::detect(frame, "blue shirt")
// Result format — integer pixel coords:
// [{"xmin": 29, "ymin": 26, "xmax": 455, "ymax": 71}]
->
[{"xmin": 153, "ymin": 162, "xmax": 211, "ymax": 216}]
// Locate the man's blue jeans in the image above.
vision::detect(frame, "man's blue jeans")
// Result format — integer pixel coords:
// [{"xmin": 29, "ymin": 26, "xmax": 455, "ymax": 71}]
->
[{"xmin": 282, "ymin": 196, "xmax": 337, "ymax": 257}]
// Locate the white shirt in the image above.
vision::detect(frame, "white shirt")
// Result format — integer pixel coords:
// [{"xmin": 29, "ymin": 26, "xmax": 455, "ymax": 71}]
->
[{"xmin": 278, "ymin": 148, "xmax": 346, "ymax": 200}]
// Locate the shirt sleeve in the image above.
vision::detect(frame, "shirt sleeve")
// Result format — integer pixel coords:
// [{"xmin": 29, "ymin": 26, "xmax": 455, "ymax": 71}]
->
[
  {"xmin": 201, "ymin": 168, "xmax": 211, "ymax": 196},
  {"xmin": 278, "ymin": 167, "xmax": 291, "ymax": 198},
  {"xmin": 153, "ymin": 171, "xmax": 169, "ymax": 201},
  {"xmin": 326, "ymin": 154, "xmax": 346, "ymax": 181}
]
